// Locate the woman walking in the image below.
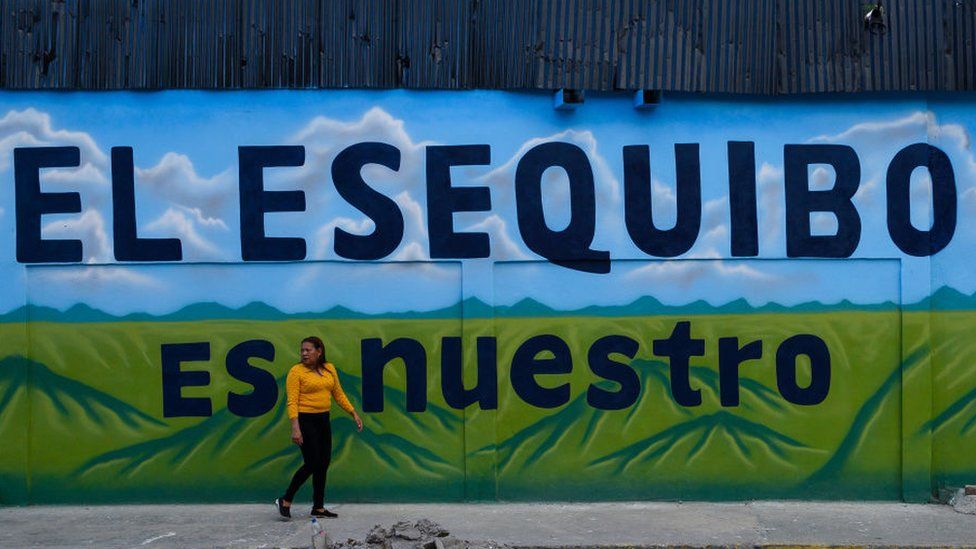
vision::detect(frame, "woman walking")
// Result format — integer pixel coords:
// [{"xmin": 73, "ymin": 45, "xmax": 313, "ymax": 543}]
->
[{"xmin": 275, "ymin": 336, "xmax": 362, "ymax": 519}]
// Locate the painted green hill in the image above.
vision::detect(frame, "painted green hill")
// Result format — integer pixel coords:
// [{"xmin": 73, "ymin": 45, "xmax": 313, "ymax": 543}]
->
[
  {"xmin": 921, "ymin": 387, "xmax": 976, "ymax": 436},
  {"xmin": 489, "ymin": 358, "xmax": 787, "ymax": 472},
  {"xmin": 0, "ymin": 355, "xmax": 171, "ymax": 503},
  {"xmin": 488, "ymin": 360, "xmax": 688, "ymax": 473},
  {"xmin": 906, "ymin": 286, "xmax": 976, "ymax": 311},
  {"xmin": 924, "ymin": 328, "xmax": 976, "ymax": 487},
  {"xmin": 70, "ymin": 371, "xmax": 465, "ymax": 503},
  {"xmin": 488, "ymin": 356, "xmax": 821, "ymax": 500},
  {"xmin": 0, "ymin": 355, "xmax": 164, "ymax": 429},
  {"xmin": 590, "ymin": 410, "xmax": 809, "ymax": 474}
]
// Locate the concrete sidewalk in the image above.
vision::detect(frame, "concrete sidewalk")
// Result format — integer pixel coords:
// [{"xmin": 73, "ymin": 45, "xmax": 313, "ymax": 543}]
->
[{"xmin": 0, "ymin": 501, "xmax": 975, "ymax": 548}]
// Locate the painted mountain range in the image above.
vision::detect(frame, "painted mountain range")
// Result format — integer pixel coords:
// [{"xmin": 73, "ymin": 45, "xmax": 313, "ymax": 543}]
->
[{"xmin": 8, "ymin": 285, "xmax": 976, "ymax": 324}]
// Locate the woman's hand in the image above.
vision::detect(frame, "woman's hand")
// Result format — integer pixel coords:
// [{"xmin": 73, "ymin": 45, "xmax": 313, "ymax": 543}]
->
[
  {"xmin": 352, "ymin": 411, "xmax": 363, "ymax": 432},
  {"xmin": 291, "ymin": 426, "xmax": 303, "ymax": 446}
]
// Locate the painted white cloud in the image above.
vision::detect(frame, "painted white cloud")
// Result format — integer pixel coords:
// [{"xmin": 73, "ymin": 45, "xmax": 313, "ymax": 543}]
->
[
  {"xmin": 804, "ymin": 110, "xmax": 976, "ymax": 261},
  {"xmin": 135, "ymin": 152, "xmax": 235, "ymax": 219},
  {"xmin": 0, "ymin": 109, "xmax": 240, "ymax": 269},
  {"xmin": 808, "ymin": 110, "xmax": 976, "ymax": 216},
  {"xmin": 129, "ymin": 154, "xmax": 238, "ymax": 264},
  {"xmin": 624, "ymin": 253, "xmax": 777, "ymax": 289},
  {"xmin": 807, "ymin": 113, "xmax": 929, "ymax": 225},
  {"xmin": 810, "ymin": 111, "xmax": 930, "ymax": 145},
  {"xmin": 476, "ymin": 129, "xmax": 634, "ymax": 256},
  {"xmin": 810, "ymin": 166, "xmax": 835, "ymax": 191},
  {"xmin": 394, "ymin": 191, "xmax": 429, "ymax": 256},
  {"xmin": 393, "ymin": 241, "xmax": 427, "ymax": 261},
  {"xmin": 961, "ymin": 186, "xmax": 976, "ymax": 210},
  {"xmin": 40, "ymin": 162, "xmax": 110, "ymax": 187},
  {"xmin": 757, "ymin": 162, "xmax": 786, "ymax": 256},
  {"xmin": 0, "ymin": 108, "xmax": 108, "ymax": 172},
  {"xmin": 291, "ymin": 107, "xmax": 530, "ymax": 267},
  {"xmin": 309, "ymin": 217, "xmax": 375, "ymax": 260},
  {"xmin": 701, "ymin": 197, "xmax": 728, "ymax": 238},
  {"xmin": 31, "ymin": 207, "xmax": 162, "ymax": 293},
  {"xmin": 930, "ymin": 119, "xmax": 976, "ymax": 215},
  {"xmin": 178, "ymin": 206, "xmax": 229, "ymax": 231},
  {"xmin": 933, "ymin": 122, "xmax": 972, "ymax": 151},
  {"xmin": 291, "ymin": 108, "xmax": 436, "ymax": 262},
  {"xmin": 463, "ymin": 214, "xmax": 530, "ymax": 261},
  {"xmin": 41, "ymin": 209, "xmax": 111, "ymax": 263},
  {"xmin": 294, "ymin": 107, "xmax": 421, "ymax": 147},
  {"xmin": 810, "ymin": 212, "xmax": 838, "ymax": 235},
  {"xmin": 144, "ymin": 208, "xmax": 225, "ymax": 260},
  {"xmin": 292, "ymin": 107, "xmax": 430, "ymax": 199},
  {"xmin": 33, "ymin": 265, "xmax": 161, "ymax": 291},
  {"xmin": 0, "ymin": 109, "xmax": 112, "ymax": 217},
  {"xmin": 909, "ymin": 171, "xmax": 934, "ymax": 229},
  {"xmin": 385, "ymin": 245, "xmax": 456, "ymax": 282},
  {"xmin": 481, "ymin": 129, "xmax": 621, "ymax": 208},
  {"xmin": 620, "ymin": 186, "xmax": 783, "ymax": 293}
]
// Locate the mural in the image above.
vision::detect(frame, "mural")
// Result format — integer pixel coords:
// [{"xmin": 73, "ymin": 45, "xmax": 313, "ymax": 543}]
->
[{"xmin": 0, "ymin": 91, "xmax": 974, "ymax": 504}]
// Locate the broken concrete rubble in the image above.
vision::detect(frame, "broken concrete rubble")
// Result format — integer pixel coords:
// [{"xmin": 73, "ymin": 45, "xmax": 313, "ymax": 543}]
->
[
  {"xmin": 330, "ymin": 519, "xmax": 511, "ymax": 549},
  {"xmin": 949, "ymin": 488, "xmax": 976, "ymax": 515}
]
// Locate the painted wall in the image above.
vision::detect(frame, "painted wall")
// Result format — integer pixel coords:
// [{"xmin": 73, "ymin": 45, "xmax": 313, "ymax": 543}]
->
[{"xmin": 0, "ymin": 91, "xmax": 973, "ymax": 504}]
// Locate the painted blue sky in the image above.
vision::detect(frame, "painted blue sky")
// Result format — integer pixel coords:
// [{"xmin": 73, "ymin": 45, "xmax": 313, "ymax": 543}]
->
[{"xmin": 0, "ymin": 90, "xmax": 973, "ymax": 314}]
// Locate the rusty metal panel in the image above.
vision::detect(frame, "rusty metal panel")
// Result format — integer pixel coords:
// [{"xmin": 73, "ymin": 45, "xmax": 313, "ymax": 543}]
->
[
  {"xmin": 1, "ymin": 0, "xmax": 975, "ymax": 93},
  {"xmin": 944, "ymin": 0, "xmax": 976, "ymax": 90},
  {"xmin": 396, "ymin": 0, "xmax": 473, "ymax": 88},
  {"xmin": 239, "ymin": 0, "xmax": 319, "ymax": 88},
  {"xmin": 4, "ymin": 0, "xmax": 72, "ymax": 89},
  {"xmin": 319, "ymin": 0, "xmax": 398, "ymax": 88}
]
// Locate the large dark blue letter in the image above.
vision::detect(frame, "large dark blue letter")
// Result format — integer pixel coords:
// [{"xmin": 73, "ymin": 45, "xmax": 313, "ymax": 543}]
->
[
  {"xmin": 776, "ymin": 334, "xmax": 830, "ymax": 406},
  {"xmin": 784, "ymin": 144, "xmax": 861, "ymax": 257},
  {"xmin": 718, "ymin": 337, "xmax": 762, "ymax": 407},
  {"xmin": 238, "ymin": 145, "xmax": 306, "ymax": 261},
  {"xmin": 886, "ymin": 143, "xmax": 956, "ymax": 256},
  {"xmin": 333, "ymin": 142, "xmax": 404, "ymax": 260},
  {"xmin": 441, "ymin": 336, "xmax": 498, "ymax": 410},
  {"xmin": 623, "ymin": 144, "xmax": 701, "ymax": 257},
  {"xmin": 511, "ymin": 334, "xmax": 573, "ymax": 408},
  {"xmin": 587, "ymin": 335, "xmax": 640, "ymax": 410},
  {"xmin": 112, "ymin": 147, "xmax": 183, "ymax": 261},
  {"xmin": 652, "ymin": 321, "xmax": 704, "ymax": 407},
  {"xmin": 728, "ymin": 141, "xmax": 759, "ymax": 256},
  {"xmin": 362, "ymin": 338, "xmax": 427, "ymax": 412},
  {"xmin": 14, "ymin": 147, "xmax": 82, "ymax": 263},
  {"xmin": 515, "ymin": 143, "xmax": 610, "ymax": 273},
  {"xmin": 226, "ymin": 339, "xmax": 278, "ymax": 417},
  {"xmin": 161, "ymin": 342, "xmax": 212, "ymax": 417},
  {"xmin": 427, "ymin": 145, "xmax": 492, "ymax": 258}
]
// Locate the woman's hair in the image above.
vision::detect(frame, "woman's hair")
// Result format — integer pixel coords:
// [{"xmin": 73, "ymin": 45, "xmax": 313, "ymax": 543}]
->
[{"xmin": 302, "ymin": 336, "xmax": 327, "ymax": 366}]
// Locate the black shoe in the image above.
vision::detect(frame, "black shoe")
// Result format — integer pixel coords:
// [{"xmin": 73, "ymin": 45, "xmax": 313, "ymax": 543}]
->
[
  {"xmin": 275, "ymin": 497, "xmax": 291, "ymax": 519},
  {"xmin": 311, "ymin": 508, "xmax": 338, "ymax": 518}
]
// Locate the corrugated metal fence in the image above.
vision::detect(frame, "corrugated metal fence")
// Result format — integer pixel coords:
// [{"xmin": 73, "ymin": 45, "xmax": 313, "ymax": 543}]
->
[{"xmin": 2, "ymin": 0, "xmax": 975, "ymax": 93}]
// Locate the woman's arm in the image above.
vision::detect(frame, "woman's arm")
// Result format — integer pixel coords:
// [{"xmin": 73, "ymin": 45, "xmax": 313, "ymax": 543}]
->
[
  {"xmin": 286, "ymin": 368, "xmax": 303, "ymax": 444},
  {"xmin": 328, "ymin": 363, "xmax": 363, "ymax": 432},
  {"xmin": 291, "ymin": 417, "xmax": 303, "ymax": 445}
]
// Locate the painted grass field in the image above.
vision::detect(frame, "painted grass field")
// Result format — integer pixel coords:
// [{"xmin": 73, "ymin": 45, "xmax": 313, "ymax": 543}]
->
[{"xmin": 0, "ymin": 309, "xmax": 974, "ymax": 504}]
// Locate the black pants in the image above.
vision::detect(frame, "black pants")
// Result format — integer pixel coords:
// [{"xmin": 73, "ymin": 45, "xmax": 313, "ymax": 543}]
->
[{"xmin": 283, "ymin": 412, "xmax": 332, "ymax": 509}]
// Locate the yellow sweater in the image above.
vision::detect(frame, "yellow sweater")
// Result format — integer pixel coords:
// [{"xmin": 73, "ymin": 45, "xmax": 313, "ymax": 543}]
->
[{"xmin": 285, "ymin": 362, "xmax": 355, "ymax": 419}]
